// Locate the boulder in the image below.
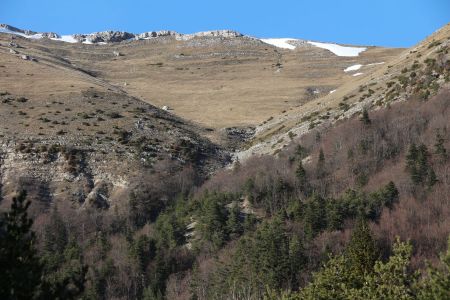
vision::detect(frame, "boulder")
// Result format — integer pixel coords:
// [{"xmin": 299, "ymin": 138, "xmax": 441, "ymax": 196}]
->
[
  {"xmin": 41, "ymin": 32, "xmax": 60, "ymax": 39},
  {"xmin": 20, "ymin": 54, "xmax": 37, "ymax": 62}
]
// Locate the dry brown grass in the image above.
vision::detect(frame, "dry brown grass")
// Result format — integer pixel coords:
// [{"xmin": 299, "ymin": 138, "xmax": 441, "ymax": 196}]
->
[{"xmin": 0, "ymin": 33, "xmax": 401, "ymax": 137}]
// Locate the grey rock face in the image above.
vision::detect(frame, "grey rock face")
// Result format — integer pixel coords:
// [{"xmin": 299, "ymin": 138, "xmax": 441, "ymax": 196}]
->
[
  {"xmin": 1, "ymin": 23, "xmax": 246, "ymax": 45},
  {"xmin": 177, "ymin": 30, "xmax": 244, "ymax": 41},
  {"xmin": 1, "ymin": 24, "xmax": 58, "ymax": 39},
  {"xmin": 136, "ymin": 30, "xmax": 179, "ymax": 39},
  {"xmin": 41, "ymin": 32, "xmax": 60, "ymax": 39},
  {"xmin": 73, "ymin": 31, "xmax": 135, "ymax": 43},
  {"xmin": 1, "ymin": 23, "xmax": 37, "ymax": 35}
]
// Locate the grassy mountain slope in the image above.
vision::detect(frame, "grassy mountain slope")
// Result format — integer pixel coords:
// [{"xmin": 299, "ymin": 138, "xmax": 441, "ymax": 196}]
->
[
  {"xmin": 0, "ymin": 33, "xmax": 227, "ymax": 210},
  {"xmin": 239, "ymin": 23, "xmax": 450, "ymax": 160}
]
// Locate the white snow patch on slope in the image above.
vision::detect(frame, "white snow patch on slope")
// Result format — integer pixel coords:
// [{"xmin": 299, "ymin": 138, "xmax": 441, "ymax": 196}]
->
[
  {"xmin": 329, "ymin": 89, "xmax": 337, "ymax": 94},
  {"xmin": 344, "ymin": 64, "xmax": 363, "ymax": 72},
  {"xmin": 353, "ymin": 72, "xmax": 363, "ymax": 76},
  {"xmin": 260, "ymin": 38, "xmax": 296, "ymax": 50},
  {"xmin": 0, "ymin": 28, "xmax": 36, "ymax": 39},
  {"xmin": 51, "ymin": 35, "xmax": 78, "ymax": 43},
  {"xmin": 0, "ymin": 27, "xmax": 79, "ymax": 43},
  {"xmin": 308, "ymin": 41, "xmax": 366, "ymax": 57}
]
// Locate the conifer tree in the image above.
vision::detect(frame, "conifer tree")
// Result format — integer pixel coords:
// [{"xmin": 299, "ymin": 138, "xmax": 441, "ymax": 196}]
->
[
  {"xmin": 406, "ymin": 143, "xmax": 419, "ymax": 182},
  {"xmin": 382, "ymin": 181, "xmax": 399, "ymax": 209},
  {"xmin": 350, "ymin": 238, "xmax": 415, "ymax": 299},
  {"xmin": 296, "ymin": 160, "xmax": 307, "ymax": 189},
  {"xmin": 417, "ymin": 236, "xmax": 450, "ymax": 299},
  {"xmin": 227, "ymin": 203, "xmax": 243, "ymax": 238},
  {"xmin": 303, "ymin": 194, "xmax": 327, "ymax": 238},
  {"xmin": 434, "ymin": 130, "xmax": 447, "ymax": 161},
  {"xmin": 345, "ymin": 218, "xmax": 378, "ymax": 282},
  {"xmin": 0, "ymin": 191, "xmax": 41, "ymax": 299},
  {"xmin": 316, "ymin": 148, "xmax": 326, "ymax": 179},
  {"xmin": 360, "ymin": 108, "xmax": 371, "ymax": 125},
  {"xmin": 406, "ymin": 143, "xmax": 436, "ymax": 186},
  {"xmin": 416, "ymin": 144, "xmax": 430, "ymax": 183},
  {"xmin": 43, "ymin": 207, "xmax": 68, "ymax": 254}
]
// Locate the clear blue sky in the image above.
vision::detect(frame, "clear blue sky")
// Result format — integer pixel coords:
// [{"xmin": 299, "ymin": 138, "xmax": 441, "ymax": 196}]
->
[{"xmin": 1, "ymin": 0, "xmax": 449, "ymax": 47}]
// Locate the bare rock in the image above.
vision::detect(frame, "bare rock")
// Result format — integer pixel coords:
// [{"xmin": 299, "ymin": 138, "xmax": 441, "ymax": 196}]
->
[{"xmin": 136, "ymin": 30, "xmax": 179, "ymax": 39}]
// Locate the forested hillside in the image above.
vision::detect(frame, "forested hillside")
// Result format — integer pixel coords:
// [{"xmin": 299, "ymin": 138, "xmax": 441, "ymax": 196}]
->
[
  {"xmin": 1, "ymin": 84, "xmax": 449, "ymax": 299},
  {"xmin": 1, "ymin": 22, "xmax": 450, "ymax": 300}
]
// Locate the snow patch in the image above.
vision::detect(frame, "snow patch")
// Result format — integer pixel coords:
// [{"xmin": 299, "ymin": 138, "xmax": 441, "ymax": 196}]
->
[
  {"xmin": 0, "ymin": 27, "xmax": 33, "ymax": 39},
  {"xmin": 344, "ymin": 64, "xmax": 363, "ymax": 72},
  {"xmin": 308, "ymin": 41, "xmax": 366, "ymax": 57},
  {"xmin": 329, "ymin": 89, "xmax": 337, "ymax": 94},
  {"xmin": 260, "ymin": 38, "xmax": 296, "ymax": 50},
  {"xmin": 367, "ymin": 62, "xmax": 385, "ymax": 66},
  {"xmin": 0, "ymin": 27, "xmax": 80, "ymax": 44},
  {"xmin": 353, "ymin": 72, "xmax": 363, "ymax": 76},
  {"xmin": 51, "ymin": 35, "xmax": 78, "ymax": 43}
]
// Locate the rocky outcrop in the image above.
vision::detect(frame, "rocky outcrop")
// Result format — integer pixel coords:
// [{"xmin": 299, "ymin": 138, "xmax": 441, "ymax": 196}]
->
[
  {"xmin": 136, "ymin": 30, "xmax": 179, "ymax": 39},
  {"xmin": 20, "ymin": 54, "xmax": 37, "ymax": 61},
  {"xmin": 40, "ymin": 32, "xmax": 60, "ymax": 39},
  {"xmin": 1, "ymin": 24, "xmax": 59, "ymax": 39},
  {"xmin": 0, "ymin": 23, "xmax": 37, "ymax": 35},
  {"xmin": 1, "ymin": 24, "xmax": 246, "ymax": 44},
  {"xmin": 179, "ymin": 30, "xmax": 243, "ymax": 40},
  {"xmin": 73, "ymin": 31, "xmax": 135, "ymax": 43}
]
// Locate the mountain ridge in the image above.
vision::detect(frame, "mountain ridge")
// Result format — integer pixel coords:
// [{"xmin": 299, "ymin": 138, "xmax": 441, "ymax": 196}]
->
[
  {"xmin": 0, "ymin": 23, "xmax": 246, "ymax": 44},
  {"xmin": 1, "ymin": 23, "xmax": 373, "ymax": 53}
]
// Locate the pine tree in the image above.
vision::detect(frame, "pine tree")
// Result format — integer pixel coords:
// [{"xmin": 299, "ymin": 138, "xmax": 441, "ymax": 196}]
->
[
  {"xmin": 417, "ymin": 236, "xmax": 450, "ymax": 300},
  {"xmin": 360, "ymin": 108, "xmax": 371, "ymax": 125},
  {"xmin": 406, "ymin": 143, "xmax": 435, "ymax": 186},
  {"xmin": 288, "ymin": 235, "xmax": 305, "ymax": 289},
  {"xmin": 350, "ymin": 238, "xmax": 415, "ymax": 299},
  {"xmin": 199, "ymin": 193, "xmax": 229, "ymax": 249},
  {"xmin": 297, "ymin": 254, "xmax": 351, "ymax": 300},
  {"xmin": 252, "ymin": 218, "xmax": 291, "ymax": 290},
  {"xmin": 295, "ymin": 160, "xmax": 307, "ymax": 189},
  {"xmin": 406, "ymin": 143, "xmax": 419, "ymax": 183},
  {"xmin": 44, "ymin": 207, "xmax": 68, "ymax": 254},
  {"xmin": 434, "ymin": 130, "xmax": 447, "ymax": 161},
  {"xmin": 295, "ymin": 144, "xmax": 307, "ymax": 159},
  {"xmin": 0, "ymin": 191, "xmax": 42, "ymax": 299},
  {"xmin": 345, "ymin": 218, "xmax": 378, "ymax": 283},
  {"xmin": 303, "ymin": 194, "xmax": 327, "ymax": 238},
  {"xmin": 297, "ymin": 238, "xmax": 415, "ymax": 300},
  {"xmin": 227, "ymin": 203, "xmax": 243, "ymax": 238},
  {"xmin": 416, "ymin": 144, "xmax": 430, "ymax": 183},
  {"xmin": 316, "ymin": 148, "xmax": 326, "ymax": 179},
  {"xmin": 427, "ymin": 168, "xmax": 438, "ymax": 188},
  {"xmin": 39, "ymin": 236, "xmax": 88, "ymax": 300},
  {"xmin": 382, "ymin": 181, "xmax": 399, "ymax": 209}
]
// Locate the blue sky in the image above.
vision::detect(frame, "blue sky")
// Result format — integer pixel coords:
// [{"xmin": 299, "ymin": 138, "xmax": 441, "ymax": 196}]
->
[{"xmin": 1, "ymin": 0, "xmax": 449, "ymax": 47}]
